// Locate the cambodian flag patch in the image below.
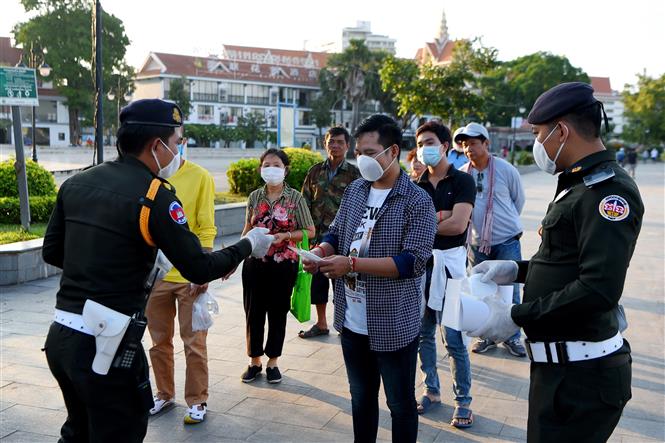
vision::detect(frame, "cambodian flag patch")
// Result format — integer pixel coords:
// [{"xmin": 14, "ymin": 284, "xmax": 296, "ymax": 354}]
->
[
  {"xmin": 169, "ymin": 201, "xmax": 188, "ymax": 224},
  {"xmin": 598, "ymin": 195, "xmax": 629, "ymax": 221}
]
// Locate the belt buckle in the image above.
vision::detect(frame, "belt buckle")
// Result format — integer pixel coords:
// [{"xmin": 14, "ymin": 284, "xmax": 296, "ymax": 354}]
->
[
  {"xmin": 554, "ymin": 341, "xmax": 569, "ymax": 364},
  {"xmin": 524, "ymin": 339, "xmax": 535, "ymax": 361}
]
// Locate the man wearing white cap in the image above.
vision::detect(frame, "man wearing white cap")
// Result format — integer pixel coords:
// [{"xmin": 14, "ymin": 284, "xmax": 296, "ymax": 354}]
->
[
  {"xmin": 447, "ymin": 127, "xmax": 469, "ymax": 170},
  {"xmin": 456, "ymin": 122, "xmax": 527, "ymax": 357}
]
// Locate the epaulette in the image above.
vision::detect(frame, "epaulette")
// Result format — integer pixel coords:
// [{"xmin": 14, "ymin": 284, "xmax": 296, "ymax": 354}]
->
[{"xmin": 583, "ymin": 166, "xmax": 615, "ymax": 188}]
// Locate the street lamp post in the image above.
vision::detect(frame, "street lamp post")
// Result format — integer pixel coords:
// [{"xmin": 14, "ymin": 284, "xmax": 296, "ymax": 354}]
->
[
  {"xmin": 16, "ymin": 44, "xmax": 52, "ymax": 162},
  {"xmin": 107, "ymin": 77, "xmax": 132, "ymax": 145}
]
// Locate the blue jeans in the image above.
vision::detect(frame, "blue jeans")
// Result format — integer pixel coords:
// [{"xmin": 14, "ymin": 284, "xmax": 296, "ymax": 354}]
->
[
  {"xmin": 468, "ymin": 237, "xmax": 522, "ymax": 341},
  {"xmin": 419, "ymin": 266, "xmax": 472, "ymax": 407},
  {"xmin": 341, "ymin": 328, "xmax": 419, "ymax": 443}
]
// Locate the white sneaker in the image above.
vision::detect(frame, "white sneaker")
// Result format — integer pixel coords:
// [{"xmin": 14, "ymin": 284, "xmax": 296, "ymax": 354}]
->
[
  {"xmin": 149, "ymin": 396, "xmax": 175, "ymax": 415},
  {"xmin": 184, "ymin": 403, "xmax": 207, "ymax": 424}
]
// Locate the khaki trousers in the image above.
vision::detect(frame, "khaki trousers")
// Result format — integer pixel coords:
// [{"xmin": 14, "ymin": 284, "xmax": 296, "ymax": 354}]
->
[{"xmin": 146, "ymin": 280, "xmax": 208, "ymax": 406}]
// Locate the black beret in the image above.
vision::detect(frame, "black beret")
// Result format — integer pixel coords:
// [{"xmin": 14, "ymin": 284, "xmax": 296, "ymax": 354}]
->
[
  {"xmin": 120, "ymin": 99, "xmax": 183, "ymax": 128},
  {"xmin": 527, "ymin": 82, "xmax": 598, "ymax": 125}
]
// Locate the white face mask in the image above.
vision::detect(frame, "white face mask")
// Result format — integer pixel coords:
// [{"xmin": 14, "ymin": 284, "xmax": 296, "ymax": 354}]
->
[
  {"xmin": 357, "ymin": 146, "xmax": 396, "ymax": 182},
  {"xmin": 154, "ymin": 140, "xmax": 181, "ymax": 179},
  {"xmin": 260, "ymin": 166, "xmax": 285, "ymax": 185},
  {"xmin": 533, "ymin": 124, "xmax": 567, "ymax": 175}
]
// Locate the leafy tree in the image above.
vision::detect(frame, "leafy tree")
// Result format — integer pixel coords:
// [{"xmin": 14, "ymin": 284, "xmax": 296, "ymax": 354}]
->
[
  {"xmin": 622, "ymin": 73, "xmax": 665, "ymax": 146},
  {"xmin": 481, "ymin": 52, "xmax": 589, "ymax": 126},
  {"xmin": 309, "ymin": 94, "xmax": 333, "ymax": 148},
  {"xmin": 13, "ymin": 0, "xmax": 132, "ymax": 145},
  {"xmin": 237, "ymin": 112, "xmax": 267, "ymax": 148},
  {"xmin": 319, "ymin": 40, "xmax": 389, "ymax": 136},
  {"xmin": 168, "ymin": 76, "xmax": 191, "ymax": 119},
  {"xmin": 380, "ymin": 39, "xmax": 497, "ymax": 128}
]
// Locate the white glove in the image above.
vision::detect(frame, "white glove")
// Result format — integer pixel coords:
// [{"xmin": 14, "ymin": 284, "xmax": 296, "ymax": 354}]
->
[
  {"xmin": 471, "ymin": 260, "xmax": 518, "ymax": 285},
  {"xmin": 243, "ymin": 227, "xmax": 275, "ymax": 258},
  {"xmin": 467, "ymin": 296, "xmax": 520, "ymax": 343}
]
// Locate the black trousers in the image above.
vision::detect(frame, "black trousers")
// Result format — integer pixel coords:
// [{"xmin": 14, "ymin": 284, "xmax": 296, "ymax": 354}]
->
[
  {"xmin": 45, "ymin": 322, "xmax": 151, "ymax": 443},
  {"xmin": 242, "ymin": 257, "xmax": 298, "ymax": 358},
  {"xmin": 527, "ymin": 353, "xmax": 632, "ymax": 443}
]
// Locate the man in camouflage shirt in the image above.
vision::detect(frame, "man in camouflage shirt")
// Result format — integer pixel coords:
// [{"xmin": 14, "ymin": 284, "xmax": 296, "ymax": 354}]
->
[{"xmin": 299, "ymin": 126, "xmax": 360, "ymax": 338}]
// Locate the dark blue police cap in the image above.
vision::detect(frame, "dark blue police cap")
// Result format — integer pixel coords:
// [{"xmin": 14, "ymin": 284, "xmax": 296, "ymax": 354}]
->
[
  {"xmin": 527, "ymin": 82, "xmax": 599, "ymax": 125},
  {"xmin": 119, "ymin": 99, "xmax": 183, "ymax": 128}
]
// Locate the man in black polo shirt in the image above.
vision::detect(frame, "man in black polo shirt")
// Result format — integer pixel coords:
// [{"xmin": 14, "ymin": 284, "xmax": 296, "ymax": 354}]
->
[{"xmin": 414, "ymin": 121, "xmax": 476, "ymax": 428}]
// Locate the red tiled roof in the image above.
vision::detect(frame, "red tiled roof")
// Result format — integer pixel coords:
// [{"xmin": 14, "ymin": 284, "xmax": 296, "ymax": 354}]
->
[
  {"xmin": 138, "ymin": 46, "xmax": 329, "ymax": 87},
  {"xmin": 0, "ymin": 36, "xmax": 22, "ymax": 66},
  {"xmin": 590, "ymin": 76, "xmax": 612, "ymax": 94},
  {"xmin": 414, "ymin": 39, "xmax": 456, "ymax": 65}
]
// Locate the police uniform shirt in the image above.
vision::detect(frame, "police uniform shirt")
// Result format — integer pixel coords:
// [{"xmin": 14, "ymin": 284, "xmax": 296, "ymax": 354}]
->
[
  {"xmin": 511, "ymin": 150, "xmax": 644, "ymax": 342},
  {"xmin": 416, "ymin": 165, "xmax": 475, "ymax": 250},
  {"xmin": 43, "ymin": 155, "xmax": 251, "ymax": 316}
]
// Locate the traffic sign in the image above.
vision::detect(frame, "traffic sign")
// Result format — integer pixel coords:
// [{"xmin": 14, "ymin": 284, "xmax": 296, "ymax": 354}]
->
[{"xmin": 0, "ymin": 66, "xmax": 39, "ymax": 107}]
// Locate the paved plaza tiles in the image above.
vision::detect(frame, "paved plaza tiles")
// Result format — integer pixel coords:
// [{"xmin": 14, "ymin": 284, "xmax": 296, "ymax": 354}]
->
[{"xmin": 1, "ymin": 164, "xmax": 663, "ymax": 442}]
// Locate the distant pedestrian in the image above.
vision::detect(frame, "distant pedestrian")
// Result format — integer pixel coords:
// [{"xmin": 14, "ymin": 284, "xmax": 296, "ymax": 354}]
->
[
  {"xmin": 615, "ymin": 147, "xmax": 625, "ymax": 167},
  {"xmin": 651, "ymin": 148, "xmax": 659, "ymax": 162},
  {"xmin": 626, "ymin": 148, "xmax": 637, "ymax": 178},
  {"xmin": 642, "ymin": 150, "xmax": 649, "ymax": 164}
]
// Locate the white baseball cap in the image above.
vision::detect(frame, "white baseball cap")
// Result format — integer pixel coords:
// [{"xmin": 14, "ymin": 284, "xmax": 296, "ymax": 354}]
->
[{"xmin": 454, "ymin": 122, "xmax": 490, "ymax": 143}]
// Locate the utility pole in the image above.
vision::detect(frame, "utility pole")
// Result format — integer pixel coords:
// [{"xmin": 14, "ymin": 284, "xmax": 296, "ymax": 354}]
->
[{"xmin": 93, "ymin": 0, "xmax": 104, "ymax": 164}]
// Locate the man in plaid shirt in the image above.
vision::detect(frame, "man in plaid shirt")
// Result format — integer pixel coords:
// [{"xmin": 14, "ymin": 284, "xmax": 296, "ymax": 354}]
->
[{"xmin": 304, "ymin": 115, "xmax": 436, "ymax": 443}]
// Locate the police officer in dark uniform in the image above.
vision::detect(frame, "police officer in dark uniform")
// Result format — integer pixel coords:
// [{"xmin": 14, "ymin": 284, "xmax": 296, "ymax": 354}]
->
[
  {"xmin": 468, "ymin": 82, "xmax": 644, "ymax": 443},
  {"xmin": 42, "ymin": 99, "xmax": 273, "ymax": 442}
]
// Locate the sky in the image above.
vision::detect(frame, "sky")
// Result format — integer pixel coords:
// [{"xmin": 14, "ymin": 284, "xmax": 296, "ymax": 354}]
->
[{"xmin": 2, "ymin": 0, "xmax": 664, "ymax": 90}]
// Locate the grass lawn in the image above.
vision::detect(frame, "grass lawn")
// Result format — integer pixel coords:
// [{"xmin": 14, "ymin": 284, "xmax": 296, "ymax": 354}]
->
[
  {"xmin": 0, "ymin": 223, "xmax": 48, "ymax": 245},
  {"xmin": 214, "ymin": 192, "xmax": 247, "ymax": 205}
]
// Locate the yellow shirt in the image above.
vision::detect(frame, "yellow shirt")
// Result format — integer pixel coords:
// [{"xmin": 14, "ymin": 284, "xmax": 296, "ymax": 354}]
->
[{"xmin": 163, "ymin": 160, "xmax": 217, "ymax": 283}]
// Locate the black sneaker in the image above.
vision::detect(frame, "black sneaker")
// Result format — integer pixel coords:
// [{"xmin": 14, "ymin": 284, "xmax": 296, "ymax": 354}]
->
[
  {"xmin": 266, "ymin": 366, "xmax": 282, "ymax": 384},
  {"xmin": 241, "ymin": 365, "xmax": 262, "ymax": 383},
  {"xmin": 471, "ymin": 338, "xmax": 497, "ymax": 354},
  {"xmin": 503, "ymin": 339, "xmax": 527, "ymax": 357}
]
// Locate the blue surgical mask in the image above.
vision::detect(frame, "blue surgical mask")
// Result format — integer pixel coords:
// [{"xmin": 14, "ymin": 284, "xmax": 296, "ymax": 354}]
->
[{"xmin": 418, "ymin": 145, "xmax": 443, "ymax": 166}]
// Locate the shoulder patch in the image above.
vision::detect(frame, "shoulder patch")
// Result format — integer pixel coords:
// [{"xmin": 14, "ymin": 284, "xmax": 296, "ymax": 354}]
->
[
  {"xmin": 598, "ymin": 195, "xmax": 629, "ymax": 221},
  {"xmin": 583, "ymin": 168, "xmax": 615, "ymax": 188},
  {"xmin": 168, "ymin": 201, "xmax": 188, "ymax": 224}
]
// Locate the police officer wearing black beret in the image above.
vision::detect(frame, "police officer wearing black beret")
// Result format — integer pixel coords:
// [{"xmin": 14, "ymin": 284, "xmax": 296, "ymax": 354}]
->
[
  {"xmin": 468, "ymin": 83, "xmax": 643, "ymax": 442},
  {"xmin": 42, "ymin": 99, "xmax": 274, "ymax": 442}
]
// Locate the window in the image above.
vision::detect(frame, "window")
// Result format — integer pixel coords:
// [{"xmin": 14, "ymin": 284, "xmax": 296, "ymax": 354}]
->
[
  {"xmin": 192, "ymin": 80, "xmax": 218, "ymax": 102},
  {"xmin": 246, "ymin": 84, "xmax": 270, "ymax": 105},
  {"xmin": 227, "ymin": 107, "xmax": 243, "ymax": 124},
  {"xmin": 197, "ymin": 105, "xmax": 214, "ymax": 121},
  {"xmin": 298, "ymin": 110, "xmax": 312, "ymax": 126},
  {"xmin": 228, "ymin": 83, "xmax": 244, "ymax": 104},
  {"xmin": 58, "ymin": 132, "xmax": 65, "ymax": 141}
]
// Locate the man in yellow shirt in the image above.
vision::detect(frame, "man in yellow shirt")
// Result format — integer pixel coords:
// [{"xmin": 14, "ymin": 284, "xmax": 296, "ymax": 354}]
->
[{"xmin": 145, "ymin": 145, "xmax": 217, "ymax": 424}]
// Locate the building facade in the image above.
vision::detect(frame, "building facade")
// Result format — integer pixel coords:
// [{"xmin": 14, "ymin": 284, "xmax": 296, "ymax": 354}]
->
[
  {"xmin": 133, "ymin": 45, "xmax": 330, "ymax": 148},
  {"xmin": 342, "ymin": 21, "xmax": 396, "ymax": 54},
  {"xmin": 590, "ymin": 76, "xmax": 625, "ymax": 135},
  {"xmin": 0, "ymin": 37, "xmax": 70, "ymax": 147}
]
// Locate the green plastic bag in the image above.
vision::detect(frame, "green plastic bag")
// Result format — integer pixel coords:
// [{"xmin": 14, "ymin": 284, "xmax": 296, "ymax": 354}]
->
[{"xmin": 290, "ymin": 230, "xmax": 312, "ymax": 322}]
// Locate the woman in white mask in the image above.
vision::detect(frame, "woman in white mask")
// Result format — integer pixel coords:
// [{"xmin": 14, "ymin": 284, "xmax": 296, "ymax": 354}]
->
[{"xmin": 236, "ymin": 148, "xmax": 315, "ymax": 384}]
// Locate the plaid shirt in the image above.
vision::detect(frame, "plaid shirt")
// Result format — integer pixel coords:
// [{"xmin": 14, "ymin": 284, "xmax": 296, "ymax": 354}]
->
[{"xmin": 328, "ymin": 171, "xmax": 436, "ymax": 351}]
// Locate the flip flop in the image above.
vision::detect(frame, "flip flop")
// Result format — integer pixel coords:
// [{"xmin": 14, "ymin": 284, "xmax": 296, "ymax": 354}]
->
[
  {"xmin": 416, "ymin": 395, "xmax": 440, "ymax": 415},
  {"xmin": 451, "ymin": 405, "xmax": 474, "ymax": 428},
  {"xmin": 298, "ymin": 325, "xmax": 330, "ymax": 339}
]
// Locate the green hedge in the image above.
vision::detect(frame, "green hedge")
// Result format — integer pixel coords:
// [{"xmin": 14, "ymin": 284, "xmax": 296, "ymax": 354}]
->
[
  {"xmin": 0, "ymin": 195, "xmax": 57, "ymax": 224},
  {"xmin": 514, "ymin": 151, "xmax": 534, "ymax": 166},
  {"xmin": 227, "ymin": 148, "xmax": 323, "ymax": 195},
  {"xmin": 0, "ymin": 159, "xmax": 57, "ymax": 197}
]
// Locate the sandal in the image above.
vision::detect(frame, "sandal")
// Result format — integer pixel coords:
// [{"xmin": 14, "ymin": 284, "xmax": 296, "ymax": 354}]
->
[
  {"xmin": 417, "ymin": 395, "xmax": 441, "ymax": 415},
  {"xmin": 298, "ymin": 325, "xmax": 330, "ymax": 339},
  {"xmin": 183, "ymin": 402, "xmax": 207, "ymax": 424},
  {"xmin": 451, "ymin": 405, "xmax": 474, "ymax": 428}
]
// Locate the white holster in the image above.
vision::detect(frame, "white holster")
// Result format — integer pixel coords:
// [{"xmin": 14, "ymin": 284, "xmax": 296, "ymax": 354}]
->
[{"xmin": 82, "ymin": 300, "xmax": 131, "ymax": 375}]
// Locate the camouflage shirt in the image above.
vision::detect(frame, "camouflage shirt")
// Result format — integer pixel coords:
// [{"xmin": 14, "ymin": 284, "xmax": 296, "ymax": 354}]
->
[{"xmin": 301, "ymin": 159, "xmax": 360, "ymax": 244}]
